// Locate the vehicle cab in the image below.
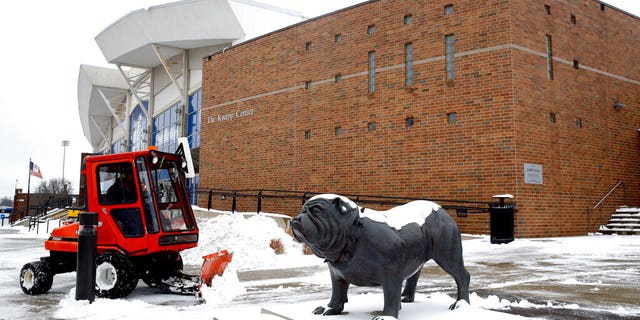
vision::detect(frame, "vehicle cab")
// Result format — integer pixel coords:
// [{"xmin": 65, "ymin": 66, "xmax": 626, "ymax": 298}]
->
[{"xmin": 45, "ymin": 148, "xmax": 199, "ymax": 256}]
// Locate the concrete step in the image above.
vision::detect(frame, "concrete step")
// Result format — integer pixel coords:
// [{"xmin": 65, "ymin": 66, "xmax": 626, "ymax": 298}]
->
[
  {"xmin": 610, "ymin": 214, "xmax": 640, "ymax": 220},
  {"xmin": 598, "ymin": 206, "xmax": 640, "ymax": 235},
  {"xmin": 46, "ymin": 208, "xmax": 70, "ymax": 220},
  {"xmin": 11, "ymin": 208, "xmax": 69, "ymax": 228},
  {"xmin": 605, "ymin": 223, "xmax": 640, "ymax": 228},
  {"xmin": 609, "ymin": 218, "xmax": 640, "ymax": 224},
  {"xmin": 599, "ymin": 228, "xmax": 640, "ymax": 235},
  {"xmin": 599, "ymin": 223, "xmax": 640, "ymax": 232},
  {"xmin": 616, "ymin": 207, "xmax": 640, "ymax": 214}
]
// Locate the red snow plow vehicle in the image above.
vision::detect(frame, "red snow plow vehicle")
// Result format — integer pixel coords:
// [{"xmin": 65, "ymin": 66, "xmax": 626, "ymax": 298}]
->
[{"xmin": 20, "ymin": 141, "xmax": 231, "ymax": 299}]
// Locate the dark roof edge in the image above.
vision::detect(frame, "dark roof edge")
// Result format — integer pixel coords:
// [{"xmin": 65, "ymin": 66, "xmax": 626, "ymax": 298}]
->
[
  {"xmin": 597, "ymin": 0, "xmax": 640, "ymax": 20},
  {"xmin": 203, "ymin": 0, "xmax": 376, "ymax": 61}
]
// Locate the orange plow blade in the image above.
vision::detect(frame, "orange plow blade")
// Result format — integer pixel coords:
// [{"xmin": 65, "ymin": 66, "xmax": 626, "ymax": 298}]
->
[{"xmin": 200, "ymin": 249, "xmax": 233, "ymax": 286}]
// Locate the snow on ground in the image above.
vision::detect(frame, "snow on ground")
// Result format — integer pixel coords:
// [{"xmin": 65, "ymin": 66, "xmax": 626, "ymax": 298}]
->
[
  {"xmin": 0, "ymin": 222, "xmax": 56, "ymax": 239},
  {"xmin": 2, "ymin": 211, "xmax": 640, "ymax": 320},
  {"xmin": 53, "ymin": 289, "xmax": 535, "ymax": 320}
]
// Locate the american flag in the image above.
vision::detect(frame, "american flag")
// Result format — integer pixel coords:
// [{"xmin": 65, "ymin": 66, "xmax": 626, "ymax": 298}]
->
[{"xmin": 29, "ymin": 161, "xmax": 43, "ymax": 179}]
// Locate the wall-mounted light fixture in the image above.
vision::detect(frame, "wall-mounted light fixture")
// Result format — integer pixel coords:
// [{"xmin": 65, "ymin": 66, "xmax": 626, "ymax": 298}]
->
[{"xmin": 614, "ymin": 101, "xmax": 625, "ymax": 111}]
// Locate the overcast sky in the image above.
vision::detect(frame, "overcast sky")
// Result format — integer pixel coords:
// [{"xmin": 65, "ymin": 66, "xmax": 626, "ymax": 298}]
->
[{"xmin": 0, "ymin": 0, "xmax": 637, "ymax": 200}]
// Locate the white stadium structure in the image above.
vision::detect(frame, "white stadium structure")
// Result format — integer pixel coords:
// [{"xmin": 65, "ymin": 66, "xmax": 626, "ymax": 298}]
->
[{"xmin": 77, "ymin": 0, "xmax": 306, "ymax": 201}]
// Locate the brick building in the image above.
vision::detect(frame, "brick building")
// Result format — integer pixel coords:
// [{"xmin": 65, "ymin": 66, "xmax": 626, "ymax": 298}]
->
[{"xmin": 200, "ymin": 0, "xmax": 639, "ymax": 237}]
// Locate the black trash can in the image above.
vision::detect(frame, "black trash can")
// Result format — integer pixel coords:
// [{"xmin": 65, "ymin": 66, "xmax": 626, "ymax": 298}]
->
[{"xmin": 489, "ymin": 195, "xmax": 514, "ymax": 244}]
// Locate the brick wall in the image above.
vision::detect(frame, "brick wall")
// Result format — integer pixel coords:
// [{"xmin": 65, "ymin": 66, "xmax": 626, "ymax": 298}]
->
[
  {"xmin": 200, "ymin": 0, "xmax": 639, "ymax": 237},
  {"xmin": 508, "ymin": 0, "xmax": 640, "ymax": 236}
]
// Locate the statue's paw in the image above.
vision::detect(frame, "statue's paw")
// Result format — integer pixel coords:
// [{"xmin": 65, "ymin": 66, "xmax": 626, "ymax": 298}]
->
[
  {"xmin": 323, "ymin": 307, "xmax": 342, "ymax": 316},
  {"xmin": 401, "ymin": 296, "xmax": 414, "ymax": 303},
  {"xmin": 371, "ymin": 316, "xmax": 398, "ymax": 320},
  {"xmin": 313, "ymin": 306, "xmax": 342, "ymax": 316},
  {"xmin": 448, "ymin": 299, "xmax": 469, "ymax": 310}
]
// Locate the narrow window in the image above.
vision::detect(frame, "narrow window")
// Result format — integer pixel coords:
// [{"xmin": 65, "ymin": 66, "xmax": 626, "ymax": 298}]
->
[
  {"xmin": 406, "ymin": 117, "xmax": 415, "ymax": 127},
  {"xmin": 305, "ymin": 42, "xmax": 312, "ymax": 51},
  {"xmin": 573, "ymin": 60, "xmax": 579, "ymax": 69},
  {"xmin": 368, "ymin": 25, "xmax": 376, "ymax": 36},
  {"xmin": 405, "ymin": 43, "xmax": 414, "ymax": 86},
  {"xmin": 335, "ymin": 33, "xmax": 342, "ymax": 43},
  {"xmin": 305, "ymin": 81, "xmax": 312, "ymax": 90},
  {"xmin": 335, "ymin": 126, "xmax": 343, "ymax": 136},
  {"xmin": 368, "ymin": 122, "xmax": 377, "ymax": 132},
  {"xmin": 445, "ymin": 4, "xmax": 454, "ymax": 15},
  {"xmin": 447, "ymin": 112, "xmax": 457, "ymax": 124},
  {"xmin": 570, "ymin": 13, "xmax": 576, "ymax": 24},
  {"xmin": 545, "ymin": 34, "xmax": 554, "ymax": 80},
  {"xmin": 544, "ymin": 4, "xmax": 551, "ymax": 15},
  {"xmin": 601, "ymin": 4, "xmax": 605, "ymax": 11},
  {"xmin": 305, "ymin": 130, "xmax": 312, "ymax": 139},
  {"xmin": 335, "ymin": 74, "xmax": 342, "ymax": 83},
  {"xmin": 550, "ymin": 113, "xmax": 556, "ymax": 124},
  {"xmin": 575, "ymin": 118, "xmax": 583, "ymax": 128},
  {"xmin": 404, "ymin": 14, "xmax": 413, "ymax": 25},
  {"xmin": 368, "ymin": 51, "xmax": 376, "ymax": 93},
  {"xmin": 445, "ymin": 34, "xmax": 455, "ymax": 80}
]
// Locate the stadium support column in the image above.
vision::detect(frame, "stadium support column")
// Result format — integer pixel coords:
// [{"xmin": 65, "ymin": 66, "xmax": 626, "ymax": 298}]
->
[
  {"xmin": 95, "ymin": 86, "xmax": 128, "ymax": 150},
  {"xmin": 117, "ymin": 65, "xmax": 153, "ymax": 150},
  {"xmin": 152, "ymin": 44, "xmax": 189, "ymax": 140}
]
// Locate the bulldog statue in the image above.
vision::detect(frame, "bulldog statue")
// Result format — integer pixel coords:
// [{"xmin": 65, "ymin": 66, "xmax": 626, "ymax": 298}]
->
[{"xmin": 291, "ymin": 194, "xmax": 470, "ymax": 320}]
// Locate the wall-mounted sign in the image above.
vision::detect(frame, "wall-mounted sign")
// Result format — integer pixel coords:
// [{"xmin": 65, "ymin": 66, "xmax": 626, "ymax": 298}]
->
[
  {"xmin": 207, "ymin": 108, "xmax": 254, "ymax": 124},
  {"xmin": 524, "ymin": 163, "xmax": 543, "ymax": 184}
]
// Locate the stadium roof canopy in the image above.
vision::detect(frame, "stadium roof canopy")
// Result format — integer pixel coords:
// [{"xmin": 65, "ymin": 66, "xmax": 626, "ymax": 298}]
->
[
  {"xmin": 78, "ymin": 65, "xmax": 129, "ymax": 148},
  {"xmin": 95, "ymin": 0, "xmax": 244, "ymax": 68}
]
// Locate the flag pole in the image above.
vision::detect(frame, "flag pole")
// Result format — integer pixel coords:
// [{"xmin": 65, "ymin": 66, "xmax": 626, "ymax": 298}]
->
[{"xmin": 26, "ymin": 159, "xmax": 31, "ymax": 219}]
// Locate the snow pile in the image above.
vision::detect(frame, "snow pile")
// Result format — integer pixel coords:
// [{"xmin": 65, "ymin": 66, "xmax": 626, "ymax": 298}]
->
[
  {"xmin": 199, "ymin": 261, "xmax": 246, "ymax": 306},
  {"xmin": 469, "ymin": 292, "xmax": 580, "ymax": 311},
  {"xmin": 181, "ymin": 213, "xmax": 306, "ymax": 270}
]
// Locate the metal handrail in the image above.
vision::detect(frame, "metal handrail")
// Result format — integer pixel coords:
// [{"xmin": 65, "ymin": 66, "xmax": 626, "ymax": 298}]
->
[
  {"xmin": 593, "ymin": 181, "xmax": 625, "ymax": 209},
  {"xmin": 206, "ymin": 188, "xmax": 493, "ymax": 215}
]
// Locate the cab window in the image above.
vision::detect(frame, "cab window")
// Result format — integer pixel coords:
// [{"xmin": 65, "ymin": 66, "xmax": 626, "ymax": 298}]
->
[
  {"xmin": 135, "ymin": 157, "xmax": 159, "ymax": 234},
  {"xmin": 150, "ymin": 159, "xmax": 195, "ymax": 232},
  {"xmin": 97, "ymin": 163, "xmax": 138, "ymax": 204}
]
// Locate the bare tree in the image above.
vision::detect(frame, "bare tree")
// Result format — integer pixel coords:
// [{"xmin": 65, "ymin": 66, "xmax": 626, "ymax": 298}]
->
[
  {"xmin": 36, "ymin": 178, "xmax": 74, "ymax": 196},
  {"xmin": 0, "ymin": 196, "xmax": 12, "ymax": 207}
]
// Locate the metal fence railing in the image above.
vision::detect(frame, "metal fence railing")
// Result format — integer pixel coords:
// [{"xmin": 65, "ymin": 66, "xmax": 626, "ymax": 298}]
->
[{"xmin": 204, "ymin": 188, "xmax": 492, "ymax": 216}]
